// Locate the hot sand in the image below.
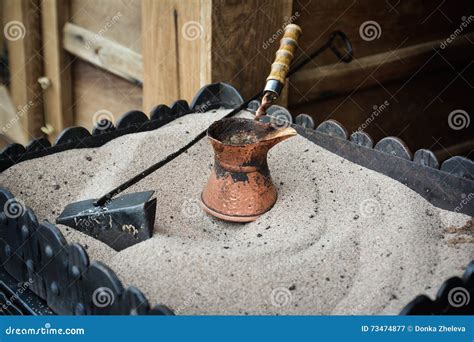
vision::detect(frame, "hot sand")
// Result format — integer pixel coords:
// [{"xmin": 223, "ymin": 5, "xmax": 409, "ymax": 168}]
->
[{"xmin": 1, "ymin": 109, "xmax": 472, "ymax": 314}]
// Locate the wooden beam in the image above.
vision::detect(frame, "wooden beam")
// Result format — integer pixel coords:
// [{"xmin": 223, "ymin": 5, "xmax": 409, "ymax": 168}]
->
[
  {"xmin": 209, "ymin": 0, "xmax": 293, "ymax": 101},
  {"xmin": 0, "ymin": 10, "xmax": 3, "ymax": 52},
  {"xmin": 142, "ymin": 0, "xmax": 293, "ymax": 112},
  {"xmin": 0, "ymin": 9, "xmax": 5, "ymax": 85},
  {"xmin": 41, "ymin": 0, "xmax": 73, "ymax": 139},
  {"xmin": 293, "ymin": 1, "xmax": 472, "ymax": 67},
  {"xmin": 0, "ymin": 134, "xmax": 14, "ymax": 149},
  {"xmin": 63, "ymin": 22, "xmax": 143, "ymax": 84},
  {"xmin": 141, "ymin": 0, "xmax": 205, "ymax": 112},
  {"xmin": 289, "ymin": 32, "xmax": 474, "ymax": 105},
  {"xmin": 0, "ymin": 84, "xmax": 28, "ymax": 144},
  {"xmin": 433, "ymin": 140, "xmax": 474, "ymax": 162},
  {"xmin": 3, "ymin": 0, "xmax": 44, "ymax": 139}
]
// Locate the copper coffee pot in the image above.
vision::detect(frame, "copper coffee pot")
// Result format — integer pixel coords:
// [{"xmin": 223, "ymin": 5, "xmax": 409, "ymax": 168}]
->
[
  {"xmin": 201, "ymin": 118, "xmax": 297, "ymax": 222},
  {"xmin": 201, "ymin": 24, "xmax": 301, "ymax": 222}
]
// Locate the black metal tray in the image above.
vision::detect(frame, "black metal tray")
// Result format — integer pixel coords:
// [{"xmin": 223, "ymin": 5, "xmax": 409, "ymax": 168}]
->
[{"xmin": 0, "ymin": 83, "xmax": 472, "ymax": 315}]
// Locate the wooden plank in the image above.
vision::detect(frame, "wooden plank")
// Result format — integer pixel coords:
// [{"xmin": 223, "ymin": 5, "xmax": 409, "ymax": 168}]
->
[
  {"xmin": 68, "ymin": 0, "xmax": 143, "ymax": 127},
  {"xmin": 0, "ymin": 9, "xmax": 5, "ymax": 85},
  {"xmin": 0, "ymin": 10, "xmax": 3, "ymax": 52},
  {"xmin": 142, "ymin": 0, "xmax": 204, "ymax": 111},
  {"xmin": 289, "ymin": 32, "xmax": 474, "ymax": 105},
  {"xmin": 3, "ymin": 0, "xmax": 44, "ymax": 139},
  {"xmin": 209, "ymin": 0, "xmax": 293, "ymax": 101},
  {"xmin": 63, "ymin": 22, "xmax": 143, "ymax": 84},
  {"xmin": 0, "ymin": 85, "xmax": 28, "ymax": 144},
  {"xmin": 433, "ymin": 141, "xmax": 474, "ymax": 162},
  {"xmin": 142, "ymin": 0, "xmax": 292, "ymax": 112},
  {"xmin": 40, "ymin": 0, "xmax": 73, "ymax": 139},
  {"xmin": 289, "ymin": 62, "xmax": 474, "ymax": 158},
  {"xmin": 0, "ymin": 134, "xmax": 14, "ymax": 149},
  {"xmin": 293, "ymin": 1, "xmax": 473, "ymax": 66},
  {"xmin": 72, "ymin": 60, "xmax": 142, "ymax": 130},
  {"xmin": 70, "ymin": 0, "xmax": 142, "ymax": 54}
]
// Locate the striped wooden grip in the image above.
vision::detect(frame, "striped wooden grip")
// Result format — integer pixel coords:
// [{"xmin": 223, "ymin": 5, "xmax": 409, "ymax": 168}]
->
[{"xmin": 266, "ymin": 24, "xmax": 302, "ymax": 84}]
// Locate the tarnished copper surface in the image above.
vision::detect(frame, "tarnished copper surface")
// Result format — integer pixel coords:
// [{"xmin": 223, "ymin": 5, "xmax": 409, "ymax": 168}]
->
[
  {"xmin": 201, "ymin": 118, "xmax": 297, "ymax": 222},
  {"xmin": 255, "ymin": 92, "xmax": 274, "ymax": 120}
]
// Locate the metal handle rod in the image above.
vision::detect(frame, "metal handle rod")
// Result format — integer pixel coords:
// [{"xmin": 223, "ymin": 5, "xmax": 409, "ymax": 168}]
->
[
  {"xmin": 256, "ymin": 24, "xmax": 302, "ymax": 120},
  {"xmin": 94, "ymin": 31, "xmax": 353, "ymax": 207},
  {"xmin": 94, "ymin": 93, "xmax": 261, "ymax": 206}
]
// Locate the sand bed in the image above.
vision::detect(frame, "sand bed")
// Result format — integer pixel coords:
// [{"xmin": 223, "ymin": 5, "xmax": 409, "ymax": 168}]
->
[{"xmin": 1, "ymin": 109, "xmax": 472, "ymax": 314}]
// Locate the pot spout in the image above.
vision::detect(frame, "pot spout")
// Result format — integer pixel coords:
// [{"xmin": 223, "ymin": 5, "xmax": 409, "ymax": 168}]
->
[{"xmin": 263, "ymin": 126, "xmax": 298, "ymax": 145}]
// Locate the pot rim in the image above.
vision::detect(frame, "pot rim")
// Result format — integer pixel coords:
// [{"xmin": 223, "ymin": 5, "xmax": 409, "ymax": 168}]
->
[{"xmin": 207, "ymin": 117, "xmax": 296, "ymax": 147}]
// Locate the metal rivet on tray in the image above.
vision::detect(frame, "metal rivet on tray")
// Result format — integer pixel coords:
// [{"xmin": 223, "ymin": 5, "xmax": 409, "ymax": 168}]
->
[
  {"xmin": 26, "ymin": 259, "xmax": 34, "ymax": 272},
  {"xmin": 50, "ymin": 281, "xmax": 59, "ymax": 295},
  {"xmin": 44, "ymin": 245, "xmax": 53, "ymax": 258},
  {"xmin": 70, "ymin": 265, "xmax": 81, "ymax": 279},
  {"xmin": 21, "ymin": 225, "xmax": 29, "ymax": 239},
  {"xmin": 75, "ymin": 303, "xmax": 85, "ymax": 315},
  {"xmin": 4, "ymin": 244, "xmax": 11, "ymax": 257}
]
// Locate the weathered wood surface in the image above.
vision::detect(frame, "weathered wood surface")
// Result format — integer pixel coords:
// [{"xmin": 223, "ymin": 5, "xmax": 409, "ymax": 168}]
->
[
  {"xmin": 72, "ymin": 60, "xmax": 142, "ymax": 130},
  {"xmin": 290, "ymin": 33, "xmax": 474, "ymax": 105},
  {"xmin": 41, "ymin": 0, "xmax": 73, "ymax": 140},
  {"xmin": 3, "ymin": 0, "xmax": 45, "ymax": 138},
  {"xmin": 292, "ymin": 1, "xmax": 472, "ymax": 65},
  {"xmin": 289, "ymin": 0, "xmax": 474, "ymax": 158},
  {"xmin": 63, "ymin": 22, "xmax": 143, "ymax": 84},
  {"xmin": 69, "ymin": 0, "xmax": 143, "ymax": 128},
  {"xmin": 142, "ymin": 0, "xmax": 293, "ymax": 111},
  {"xmin": 0, "ymin": 85, "xmax": 27, "ymax": 145},
  {"xmin": 291, "ymin": 65, "xmax": 474, "ymax": 160}
]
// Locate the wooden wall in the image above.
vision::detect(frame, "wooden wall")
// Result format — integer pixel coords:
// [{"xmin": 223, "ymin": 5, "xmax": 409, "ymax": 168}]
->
[
  {"xmin": 141, "ymin": 0, "xmax": 292, "ymax": 111},
  {"xmin": 289, "ymin": 0, "xmax": 474, "ymax": 158},
  {"xmin": 69, "ymin": 0, "xmax": 142, "ymax": 128},
  {"xmin": 67, "ymin": 0, "xmax": 292, "ymax": 124},
  {"xmin": 1, "ymin": 0, "xmax": 472, "ymax": 159},
  {"xmin": 2, "ymin": 0, "xmax": 44, "ymax": 141}
]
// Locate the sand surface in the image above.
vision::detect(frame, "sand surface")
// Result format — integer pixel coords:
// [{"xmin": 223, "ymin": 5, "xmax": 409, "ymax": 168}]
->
[{"xmin": 1, "ymin": 109, "xmax": 472, "ymax": 315}]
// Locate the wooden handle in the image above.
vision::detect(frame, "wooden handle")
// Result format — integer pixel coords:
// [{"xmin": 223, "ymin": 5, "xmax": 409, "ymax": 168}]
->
[{"xmin": 266, "ymin": 24, "xmax": 302, "ymax": 84}]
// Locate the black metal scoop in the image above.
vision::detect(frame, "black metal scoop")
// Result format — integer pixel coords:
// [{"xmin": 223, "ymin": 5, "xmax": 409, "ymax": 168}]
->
[
  {"xmin": 57, "ymin": 191, "xmax": 156, "ymax": 251},
  {"xmin": 55, "ymin": 31, "xmax": 353, "ymax": 251}
]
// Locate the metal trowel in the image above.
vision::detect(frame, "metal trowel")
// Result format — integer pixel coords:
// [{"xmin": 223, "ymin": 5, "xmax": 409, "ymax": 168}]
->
[{"xmin": 56, "ymin": 25, "xmax": 353, "ymax": 251}]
